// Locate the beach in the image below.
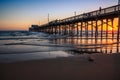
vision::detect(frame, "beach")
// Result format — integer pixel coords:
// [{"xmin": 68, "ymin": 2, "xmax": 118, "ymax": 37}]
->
[
  {"xmin": 1, "ymin": 53, "xmax": 120, "ymax": 80},
  {"xmin": 0, "ymin": 31, "xmax": 120, "ymax": 80},
  {"xmin": 0, "ymin": 0, "xmax": 120, "ymax": 80}
]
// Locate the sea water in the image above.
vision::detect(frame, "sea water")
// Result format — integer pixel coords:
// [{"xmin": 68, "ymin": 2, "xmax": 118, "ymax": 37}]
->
[
  {"xmin": 0, "ymin": 31, "xmax": 74, "ymax": 63},
  {"xmin": 0, "ymin": 31, "xmax": 120, "ymax": 63}
]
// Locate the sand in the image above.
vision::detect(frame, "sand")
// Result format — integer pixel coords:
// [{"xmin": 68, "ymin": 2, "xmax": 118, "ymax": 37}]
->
[{"xmin": 0, "ymin": 53, "xmax": 120, "ymax": 80}]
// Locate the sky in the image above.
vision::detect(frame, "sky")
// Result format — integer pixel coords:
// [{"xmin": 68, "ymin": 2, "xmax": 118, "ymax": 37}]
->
[{"xmin": 0, "ymin": 0, "xmax": 118, "ymax": 31}]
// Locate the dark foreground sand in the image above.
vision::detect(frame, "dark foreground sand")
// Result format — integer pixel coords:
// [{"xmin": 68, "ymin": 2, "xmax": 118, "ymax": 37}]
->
[{"xmin": 0, "ymin": 53, "xmax": 120, "ymax": 80}]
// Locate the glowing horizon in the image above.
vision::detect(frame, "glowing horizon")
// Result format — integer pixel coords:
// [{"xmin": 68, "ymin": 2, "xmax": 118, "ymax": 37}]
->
[{"xmin": 0, "ymin": 0, "xmax": 118, "ymax": 31}]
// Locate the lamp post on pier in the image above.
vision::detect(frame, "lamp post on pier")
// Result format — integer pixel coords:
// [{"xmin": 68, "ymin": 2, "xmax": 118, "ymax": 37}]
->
[
  {"xmin": 48, "ymin": 13, "xmax": 49, "ymax": 23},
  {"xmin": 74, "ymin": 11, "xmax": 76, "ymax": 16}
]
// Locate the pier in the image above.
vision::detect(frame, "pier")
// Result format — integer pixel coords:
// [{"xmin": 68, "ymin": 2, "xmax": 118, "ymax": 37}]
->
[
  {"xmin": 30, "ymin": 5, "xmax": 120, "ymax": 40},
  {"xmin": 29, "ymin": 4, "xmax": 120, "ymax": 54}
]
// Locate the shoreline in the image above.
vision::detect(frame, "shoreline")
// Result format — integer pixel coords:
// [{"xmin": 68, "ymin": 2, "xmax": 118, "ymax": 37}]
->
[{"xmin": 1, "ymin": 53, "xmax": 120, "ymax": 80}]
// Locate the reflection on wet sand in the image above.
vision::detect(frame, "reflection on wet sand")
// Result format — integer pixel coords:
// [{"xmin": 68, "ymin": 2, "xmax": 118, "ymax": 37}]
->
[{"xmin": 51, "ymin": 35, "xmax": 120, "ymax": 54}]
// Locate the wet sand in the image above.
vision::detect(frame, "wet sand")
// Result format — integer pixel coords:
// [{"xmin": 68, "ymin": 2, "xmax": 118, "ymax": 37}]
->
[{"xmin": 1, "ymin": 53, "xmax": 120, "ymax": 80}]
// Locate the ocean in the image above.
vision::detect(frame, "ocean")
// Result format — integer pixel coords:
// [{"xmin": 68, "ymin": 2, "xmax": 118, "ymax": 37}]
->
[{"xmin": 0, "ymin": 31, "xmax": 120, "ymax": 63}]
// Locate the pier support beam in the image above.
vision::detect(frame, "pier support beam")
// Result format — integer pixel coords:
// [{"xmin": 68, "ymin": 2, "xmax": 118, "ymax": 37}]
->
[
  {"xmin": 91, "ymin": 21, "xmax": 94, "ymax": 37},
  {"xmin": 117, "ymin": 15, "xmax": 120, "ymax": 42},
  {"xmin": 101, "ymin": 19, "xmax": 103, "ymax": 41},
  {"xmin": 80, "ymin": 22, "xmax": 83, "ymax": 37},
  {"xmin": 77, "ymin": 23, "xmax": 79, "ymax": 36},
  {"xmin": 111, "ymin": 18, "xmax": 114, "ymax": 39},
  {"xmin": 95, "ymin": 19, "xmax": 98, "ymax": 38},
  {"xmin": 106, "ymin": 19, "xmax": 108, "ymax": 40}
]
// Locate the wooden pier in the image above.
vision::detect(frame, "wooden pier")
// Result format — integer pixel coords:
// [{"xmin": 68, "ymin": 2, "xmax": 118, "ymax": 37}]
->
[
  {"xmin": 29, "ymin": 4, "xmax": 120, "ymax": 40},
  {"xmin": 29, "ymin": 4, "xmax": 120, "ymax": 54}
]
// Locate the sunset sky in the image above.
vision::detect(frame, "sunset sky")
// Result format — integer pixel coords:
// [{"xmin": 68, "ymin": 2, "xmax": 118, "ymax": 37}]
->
[{"xmin": 0, "ymin": 0, "xmax": 118, "ymax": 31}]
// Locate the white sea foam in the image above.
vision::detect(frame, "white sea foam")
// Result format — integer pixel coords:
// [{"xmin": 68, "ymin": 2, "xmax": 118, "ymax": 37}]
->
[{"xmin": 0, "ymin": 51, "xmax": 73, "ymax": 63}]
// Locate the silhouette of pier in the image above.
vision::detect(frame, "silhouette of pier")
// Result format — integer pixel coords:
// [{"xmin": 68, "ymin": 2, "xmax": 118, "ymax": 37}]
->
[
  {"xmin": 30, "ymin": 5, "xmax": 120, "ymax": 39},
  {"xmin": 29, "ymin": 4, "xmax": 120, "ymax": 54}
]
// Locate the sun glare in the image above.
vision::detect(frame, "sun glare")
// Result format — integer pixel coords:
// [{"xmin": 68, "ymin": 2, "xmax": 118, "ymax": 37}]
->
[
  {"xmin": 109, "ymin": 27, "xmax": 113, "ymax": 31},
  {"xmin": 108, "ymin": 26, "xmax": 118, "ymax": 32}
]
